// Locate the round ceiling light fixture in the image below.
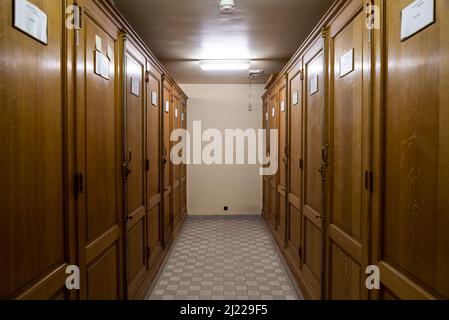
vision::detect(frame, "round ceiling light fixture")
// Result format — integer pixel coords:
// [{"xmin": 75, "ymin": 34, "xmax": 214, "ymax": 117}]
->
[{"xmin": 219, "ymin": 0, "xmax": 235, "ymax": 11}]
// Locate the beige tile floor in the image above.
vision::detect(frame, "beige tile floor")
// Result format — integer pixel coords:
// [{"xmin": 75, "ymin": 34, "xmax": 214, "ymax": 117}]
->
[{"xmin": 147, "ymin": 215, "xmax": 302, "ymax": 300}]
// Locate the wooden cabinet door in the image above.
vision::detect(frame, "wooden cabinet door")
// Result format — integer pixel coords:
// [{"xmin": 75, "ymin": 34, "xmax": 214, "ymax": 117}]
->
[
  {"xmin": 262, "ymin": 97, "xmax": 270, "ymax": 220},
  {"xmin": 162, "ymin": 81, "xmax": 173, "ymax": 245},
  {"xmin": 0, "ymin": 0, "xmax": 73, "ymax": 300},
  {"xmin": 302, "ymin": 38, "xmax": 325, "ymax": 300},
  {"xmin": 75, "ymin": 0, "xmax": 123, "ymax": 300},
  {"xmin": 268, "ymin": 92, "xmax": 278, "ymax": 232},
  {"xmin": 372, "ymin": 0, "xmax": 449, "ymax": 300},
  {"xmin": 277, "ymin": 79, "xmax": 288, "ymax": 245},
  {"xmin": 124, "ymin": 40, "xmax": 147, "ymax": 299},
  {"xmin": 146, "ymin": 65, "xmax": 163, "ymax": 267},
  {"xmin": 172, "ymin": 89, "xmax": 181, "ymax": 230},
  {"xmin": 180, "ymin": 98, "xmax": 187, "ymax": 218},
  {"xmin": 326, "ymin": 0, "xmax": 371, "ymax": 300},
  {"xmin": 287, "ymin": 62, "xmax": 304, "ymax": 271}
]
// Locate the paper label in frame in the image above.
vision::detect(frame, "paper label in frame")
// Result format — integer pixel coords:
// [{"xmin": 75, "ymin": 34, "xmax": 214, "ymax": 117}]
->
[
  {"xmin": 14, "ymin": 0, "xmax": 48, "ymax": 45},
  {"xmin": 175, "ymin": 108, "xmax": 178, "ymax": 118},
  {"xmin": 165, "ymin": 101, "xmax": 170, "ymax": 113},
  {"xmin": 265, "ymin": 112, "xmax": 269, "ymax": 121},
  {"xmin": 292, "ymin": 91, "xmax": 299, "ymax": 106},
  {"xmin": 151, "ymin": 92, "xmax": 158, "ymax": 106},
  {"xmin": 107, "ymin": 45, "xmax": 114, "ymax": 60},
  {"xmin": 95, "ymin": 35, "xmax": 102, "ymax": 52},
  {"xmin": 340, "ymin": 48, "xmax": 354, "ymax": 78},
  {"xmin": 95, "ymin": 51, "xmax": 109, "ymax": 80},
  {"xmin": 401, "ymin": 0, "xmax": 435, "ymax": 41},
  {"xmin": 280, "ymin": 101, "xmax": 286, "ymax": 112},
  {"xmin": 310, "ymin": 74, "xmax": 319, "ymax": 95},
  {"xmin": 272, "ymin": 107, "xmax": 275, "ymax": 118},
  {"xmin": 131, "ymin": 77, "xmax": 140, "ymax": 97}
]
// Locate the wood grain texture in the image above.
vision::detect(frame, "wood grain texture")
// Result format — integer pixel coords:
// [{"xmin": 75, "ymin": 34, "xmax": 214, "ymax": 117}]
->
[
  {"xmin": 0, "ymin": 0, "xmax": 68, "ymax": 299},
  {"xmin": 374, "ymin": 0, "xmax": 449, "ymax": 299}
]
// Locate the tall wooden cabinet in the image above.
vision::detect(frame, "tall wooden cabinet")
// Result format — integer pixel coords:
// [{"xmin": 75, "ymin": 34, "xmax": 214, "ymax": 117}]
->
[
  {"xmin": 0, "ymin": 0, "xmax": 74, "ymax": 300},
  {"xmin": 262, "ymin": 0, "xmax": 449, "ymax": 300},
  {"xmin": 0, "ymin": 0, "xmax": 187, "ymax": 300},
  {"xmin": 371, "ymin": 0, "xmax": 449, "ymax": 300}
]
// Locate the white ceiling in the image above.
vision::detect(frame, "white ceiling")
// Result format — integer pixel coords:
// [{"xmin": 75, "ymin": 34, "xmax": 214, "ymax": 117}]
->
[{"xmin": 114, "ymin": 0, "xmax": 334, "ymax": 84}]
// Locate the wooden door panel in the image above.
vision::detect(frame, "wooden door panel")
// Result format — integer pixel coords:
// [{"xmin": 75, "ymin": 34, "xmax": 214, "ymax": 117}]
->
[
  {"xmin": 173, "ymin": 182, "xmax": 181, "ymax": 227},
  {"xmin": 303, "ymin": 219, "xmax": 322, "ymax": 296},
  {"xmin": 0, "ymin": 0, "xmax": 70, "ymax": 299},
  {"xmin": 287, "ymin": 64, "xmax": 304, "ymax": 267},
  {"xmin": 125, "ymin": 52, "xmax": 145, "ymax": 219},
  {"xmin": 268, "ymin": 93, "xmax": 278, "ymax": 231},
  {"xmin": 146, "ymin": 66, "xmax": 163, "ymax": 262},
  {"xmin": 86, "ymin": 244, "xmax": 120, "ymax": 300},
  {"xmin": 162, "ymin": 83, "xmax": 173, "ymax": 242},
  {"xmin": 289, "ymin": 204, "xmax": 302, "ymax": 251},
  {"xmin": 278, "ymin": 80, "xmax": 287, "ymax": 242},
  {"xmin": 302, "ymin": 41, "xmax": 325, "ymax": 299},
  {"xmin": 327, "ymin": 0, "xmax": 369, "ymax": 300},
  {"xmin": 304, "ymin": 51, "xmax": 323, "ymax": 218},
  {"xmin": 374, "ymin": 0, "xmax": 449, "ymax": 299},
  {"xmin": 84, "ymin": 26, "xmax": 117, "ymax": 242},
  {"xmin": 124, "ymin": 43, "xmax": 147, "ymax": 298},
  {"xmin": 76, "ymin": 0, "xmax": 122, "ymax": 299},
  {"xmin": 330, "ymin": 242, "xmax": 361, "ymax": 300},
  {"xmin": 148, "ymin": 205, "xmax": 161, "ymax": 263},
  {"xmin": 172, "ymin": 90, "xmax": 181, "ymax": 229},
  {"xmin": 127, "ymin": 218, "xmax": 146, "ymax": 296},
  {"xmin": 262, "ymin": 97, "xmax": 270, "ymax": 220}
]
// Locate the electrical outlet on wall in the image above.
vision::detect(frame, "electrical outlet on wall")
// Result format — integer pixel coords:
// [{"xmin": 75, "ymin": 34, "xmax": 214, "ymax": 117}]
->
[{"xmin": 224, "ymin": 206, "xmax": 229, "ymax": 212}]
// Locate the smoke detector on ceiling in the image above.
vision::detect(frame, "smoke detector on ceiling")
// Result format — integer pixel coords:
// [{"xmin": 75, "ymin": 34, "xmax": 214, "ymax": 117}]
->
[{"xmin": 219, "ymin": 0, "xmax": 235, "ymax": 11}]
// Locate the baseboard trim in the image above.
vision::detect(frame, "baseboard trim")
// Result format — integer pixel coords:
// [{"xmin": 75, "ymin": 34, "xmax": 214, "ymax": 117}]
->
[{"xmin": 188, "ymin": 212, "xmax": 262, "ymax": 216}]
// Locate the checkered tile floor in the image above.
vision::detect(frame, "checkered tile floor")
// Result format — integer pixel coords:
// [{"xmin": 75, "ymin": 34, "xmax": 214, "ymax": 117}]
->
[{"xmin": 147, "ymin": 215, "xmax": 301, "ymax": 300}]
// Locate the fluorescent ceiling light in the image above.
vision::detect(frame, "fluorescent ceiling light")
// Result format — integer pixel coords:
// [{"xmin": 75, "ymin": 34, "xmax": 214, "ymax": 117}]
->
[{"xmin": 199, "ymin": 60, "xmax": 252, "ymax": 71}]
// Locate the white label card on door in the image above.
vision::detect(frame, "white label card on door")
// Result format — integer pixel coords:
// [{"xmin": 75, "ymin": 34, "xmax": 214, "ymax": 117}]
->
[
  {"xmin": 151, "ymin": 92, "xmax": 158, "ymax": 106},
  {"xmin": 340, "ymin": 48, "xmax": 354, "ymax": 78},
  {"xmin": 265, "ymin": 112, "xmax": 269, "ymax": 121},
  {"xmin": 272, "ymin": 107, "xmax": 275, "ymax": 118},
  {"xmin": 280, "ymin": 101, "xmax": 286, "ymax": 112},
  {"xmin": 107, "ymin": 45, "xmax": 114, "ymax": 60},
  {"xmin": 401, "ymin": 0, "xmax": 435, "ymax": 41},
  {"xmin": 310, "ymin": 74, "xmax": 319, "ymax": 95},
  {"xmin": 175, "ymin": 108, "xmax": 178, "ymax": 118},
  {"xmin": 292, "ymin": 91, "xmax": 299, "ymax": 106},
  {"xmin": 181, "ymin": 113, "xmax": 185, "ymax": 122},
  {"xmin": 131, "ymin": 77, "xmax": 140, "ymax": 97},
  {"xmin": 14, "ymin": 0, "xmax": 48, "ymax": 45},
  {"xmin": 95, "ymin": 51, "xmax": 109, "ymax": 80},
  {"xmin": 95, "ymin": 35, "xmax": 102, "ymax": 52},
  {"xmin": 165, "ymin": 101, "xmax": 170, "ymax": 113}
]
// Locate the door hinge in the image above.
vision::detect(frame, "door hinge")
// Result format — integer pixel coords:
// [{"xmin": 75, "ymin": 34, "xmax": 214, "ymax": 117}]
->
[
  {"xmin": 73, "ymin": 5, "xmax": 82, "ymax": 47},
  {"xmin": 74, "ymin": 173, "xmax": 84, "ymax": 196},
  {"xmin": 299, "ymin": 159, "xmax": 304, "ymax": 170},
  {"xmin": 73, "ymin": 5, "xmax": 82, "ymax": 29},
  {"xmin": 300, "ymin": 69, "xmax": 304, "ymax": 80},
  {"xmin": 145, "ymin": 159, "xmax": 150, "ymax": 172},
  {"xmin": 145, "ymin": 71, "xmax": 150, "ymax": 83},
  {"xmin": 365, "ymin": 171, "xmax": 374, "ymax": 192}
]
